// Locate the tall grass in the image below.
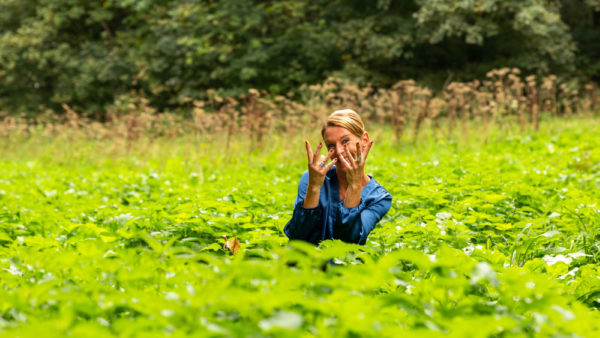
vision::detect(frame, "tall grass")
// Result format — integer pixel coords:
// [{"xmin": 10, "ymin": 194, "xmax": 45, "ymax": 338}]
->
[{"xmin": 0, "ymin": 67, "xmax": 598, "ymax": 160}]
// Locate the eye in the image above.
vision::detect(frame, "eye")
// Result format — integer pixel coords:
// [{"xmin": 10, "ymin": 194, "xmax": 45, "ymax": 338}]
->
[
  {"xmin": 327, "ymin": 144, "xmax": 334, "ymax": 149},
  {"xmin": 342, "ymin": 138, "xmax": 350, "ymax": 145}
]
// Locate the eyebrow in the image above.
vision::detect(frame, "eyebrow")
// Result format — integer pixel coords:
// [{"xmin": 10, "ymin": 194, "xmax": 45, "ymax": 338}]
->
[{"xmin": 325, "ymin": 134, "xmax": 351, "ymax": 145}]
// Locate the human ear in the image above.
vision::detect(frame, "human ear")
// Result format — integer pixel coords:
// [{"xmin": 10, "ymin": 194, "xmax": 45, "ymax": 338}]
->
[{"xmin": 362, "ymin": 132, "xmax": 370, "ymax": 148}]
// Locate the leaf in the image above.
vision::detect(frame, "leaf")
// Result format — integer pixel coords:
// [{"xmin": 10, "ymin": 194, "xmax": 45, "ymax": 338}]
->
[
  {"xmin": 0, "ymin": 231, "xmax": 12, "ymax": 242},
  {"xmin": 471, "ymin": 262, "xmax": 498, "ymax": 288},
  {"xmin": 484, "ymin": 193, "xmax": 506, "ymax": 204},
  {"xmin": 542, "ymin": 254, "xmax": 572, "ymax": 266},
  {"xmin": 258, "ymin": 311, "xmax": 303, "ymax": 331},
  {"xmin": 223, "ymin": 236, "xmax": 241, "ymax": 255},
  {"xmin": 201, "ymin": 243, "xmax": 222, "ymax": 252}
]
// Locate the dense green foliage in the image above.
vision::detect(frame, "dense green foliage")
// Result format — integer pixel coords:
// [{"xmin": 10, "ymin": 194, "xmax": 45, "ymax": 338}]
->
[
  {"xmin": 1, "ymin": 119, "xmax": 600, "ymax": 336},
  {"xmin": 1, "ymin": 0, "xmax": 599, "ymax": 115}
]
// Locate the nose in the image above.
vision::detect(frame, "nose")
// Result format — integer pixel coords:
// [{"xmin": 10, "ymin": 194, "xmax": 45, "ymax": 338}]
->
[{"xmin": 335, "ymin": 145, "xmax": 345, "ymax": 158}]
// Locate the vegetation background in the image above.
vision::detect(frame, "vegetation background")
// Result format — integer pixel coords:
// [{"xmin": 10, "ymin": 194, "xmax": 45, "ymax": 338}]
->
[
  {"xmin": 1, "ymin": 0, "xmax": 600, "ymax": 117},
  {"xmin": 2, "ymin": 1, "xmax": 600, "ymax": 336}
]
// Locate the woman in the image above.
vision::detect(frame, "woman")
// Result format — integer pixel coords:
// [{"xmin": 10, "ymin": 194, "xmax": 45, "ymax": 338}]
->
[{"xmin": 284, "ymin": 109, "xmax": 392, "ymax": 245}]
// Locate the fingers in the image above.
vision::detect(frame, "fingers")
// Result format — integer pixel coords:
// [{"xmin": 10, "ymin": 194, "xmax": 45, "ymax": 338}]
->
[
  {"xmin": 344, "ymin": 144, "xmax": 355, "ymax": 164},
  {"xmin": 356, "ymin": 142, "xmax": 362, "ymax": 164},
  {"xmin": 324, "ymin": 148, "xmax": 334, "ymax": 162},
  {"xmin": 313, "ymin": 149, "xmax": 333, "ymax": 172},
  {"xmin": 324, "ymin": 158, "xmax": 337, "ymax": 171},
  {"xmin": 362, "ymin": 141, "xmax": 374, "ymax": 163},
  {"xmin": 316, "ymin": 154, "xmax": 327, "ymax": 168},
  {"xmin": 313, "ymin": 142, "xmax": 323, "ymax": 165},
  {"xmin": 305, "ymin": 140, "xmax": 313, "ymax": 163},
  {"xmin": 338, "ymin": 151, "xmax": 352, "ymax": 169},
  {"xmin": 339, "ymin": 145, "xmax": 352, "ymax": 169},
  {"xmin": 316, "ymin": 149, "xmax": 335, "ymax": 171}
]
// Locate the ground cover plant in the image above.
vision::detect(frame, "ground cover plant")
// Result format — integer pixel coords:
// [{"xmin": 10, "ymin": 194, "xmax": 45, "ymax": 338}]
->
[{"xmin": 1, "ymin": 117, "xmax": 600, "ymax": 336}]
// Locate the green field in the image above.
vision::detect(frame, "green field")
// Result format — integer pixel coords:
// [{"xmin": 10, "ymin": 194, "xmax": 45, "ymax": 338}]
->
[{"xmin": 1, "ymin": 118, "xmax": 600, "ymax": 337}]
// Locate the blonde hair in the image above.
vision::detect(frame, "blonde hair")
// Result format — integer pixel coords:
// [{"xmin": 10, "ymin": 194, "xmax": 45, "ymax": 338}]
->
[{"xmin": 321, "ymin": 109, "xmax": 365, "ymax": 138}]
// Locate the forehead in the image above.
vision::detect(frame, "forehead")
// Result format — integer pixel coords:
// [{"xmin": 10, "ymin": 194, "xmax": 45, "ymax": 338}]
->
[{"xmin": 323, "ymin": 126, "xmax": 353, "ymax": 142}]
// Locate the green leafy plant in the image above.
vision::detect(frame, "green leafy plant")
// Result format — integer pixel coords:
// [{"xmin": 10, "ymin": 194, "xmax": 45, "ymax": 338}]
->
[{"xmin": 1, "ymin": 117, "xmax": 600, "ymax": 336}]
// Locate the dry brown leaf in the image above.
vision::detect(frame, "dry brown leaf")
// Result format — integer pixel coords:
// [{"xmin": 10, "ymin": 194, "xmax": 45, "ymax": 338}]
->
[{"xmin": 222, "ymin": 236, "xmax": 241, "ymax": 255}]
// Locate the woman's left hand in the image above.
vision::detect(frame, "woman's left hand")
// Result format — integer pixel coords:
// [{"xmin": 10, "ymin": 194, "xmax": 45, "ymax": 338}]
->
[{"xmin": 338, "ymin": 141, "xmax": 374, "ymax": 189}]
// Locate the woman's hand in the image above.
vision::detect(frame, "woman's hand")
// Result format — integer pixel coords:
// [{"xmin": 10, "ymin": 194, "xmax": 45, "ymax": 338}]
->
[
  {"xmin": 339, "ymin": 141, "xmax": 374, "ymax": 186},
  {"xmin": 338, "ymin": 141, "xmax": 374, "ymax": 207},
  {"xmin": 302, "ymin": 141, "xmax": 337, "ymax": 209},
  {"xmin": 305, "ymin": 140, "xmax": 337, "ymax": 188}
]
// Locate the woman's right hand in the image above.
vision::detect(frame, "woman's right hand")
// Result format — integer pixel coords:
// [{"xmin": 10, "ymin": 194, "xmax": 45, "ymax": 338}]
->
[{"xmin": 305, "ymin": 140, "xmax": 337, "ymax": 188}]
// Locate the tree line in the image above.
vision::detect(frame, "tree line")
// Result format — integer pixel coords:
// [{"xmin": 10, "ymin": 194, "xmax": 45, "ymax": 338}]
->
[{"xmin": 1, "ymin": 0, "xmax": 599, "ymax": 117}]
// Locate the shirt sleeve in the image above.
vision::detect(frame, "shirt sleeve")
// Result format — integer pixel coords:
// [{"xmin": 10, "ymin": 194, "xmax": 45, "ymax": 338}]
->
[
  {"xmin": 333, "ymin": 187, "xmax": 392, "ymax": 245},
  {"xmin": 283, "ymin": 172, "xmax": 323, "ymax": 242}
]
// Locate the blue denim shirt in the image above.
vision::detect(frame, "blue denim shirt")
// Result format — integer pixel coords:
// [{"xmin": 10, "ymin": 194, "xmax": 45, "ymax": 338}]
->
[{"xmin": 284, "ymin": 166, "xmax": 392, "ymax": 245}]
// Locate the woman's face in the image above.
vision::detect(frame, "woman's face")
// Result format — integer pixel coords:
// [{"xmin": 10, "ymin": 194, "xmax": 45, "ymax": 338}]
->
[{"xmin": 323, "ymin": 126, "xmax": 369, "ymax": 172}]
